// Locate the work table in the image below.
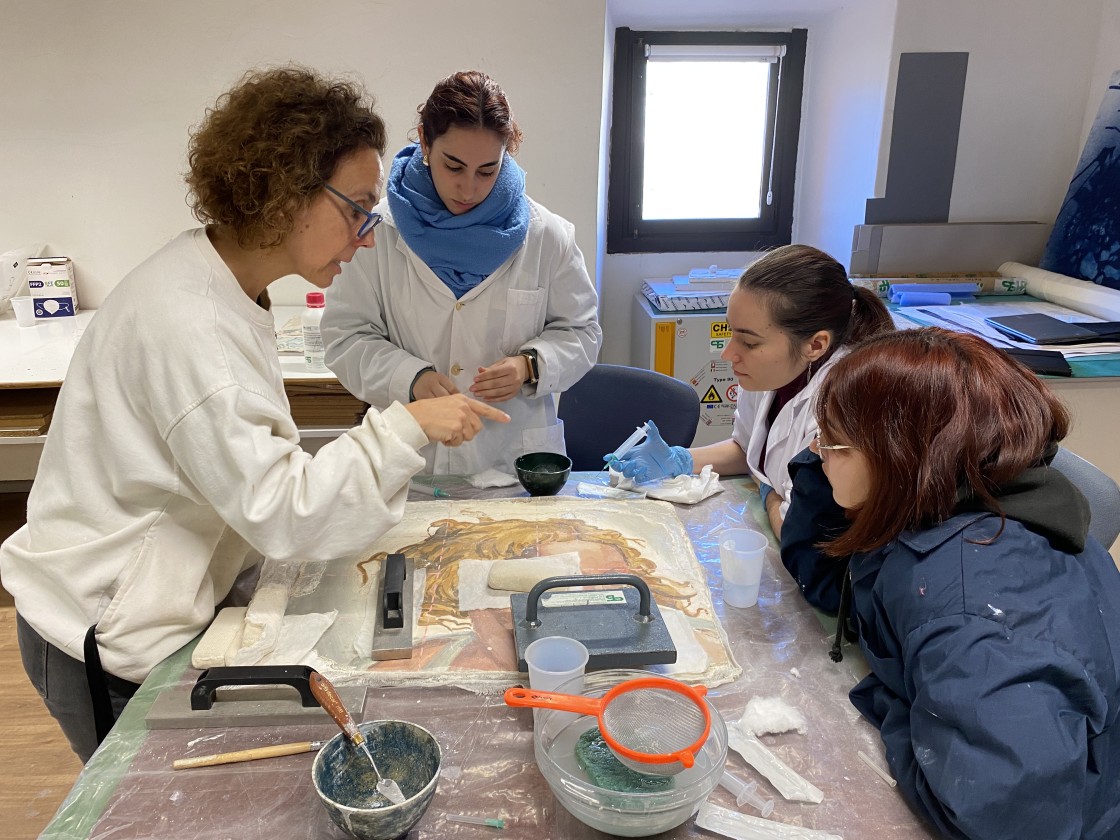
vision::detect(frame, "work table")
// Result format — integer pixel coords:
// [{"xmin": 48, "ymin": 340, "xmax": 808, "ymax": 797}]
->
[{"xmin": 38, "ymin": 476, "xmax": 936, "ymax": 840}]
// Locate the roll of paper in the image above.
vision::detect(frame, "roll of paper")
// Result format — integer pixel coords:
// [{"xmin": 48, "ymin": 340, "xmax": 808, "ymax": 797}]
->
[{"xmin": 1000, "ymin": 262, "xmax": 1120, "ymax": 321}]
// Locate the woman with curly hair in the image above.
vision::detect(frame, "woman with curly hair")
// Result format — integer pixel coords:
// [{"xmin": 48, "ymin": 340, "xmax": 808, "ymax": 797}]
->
[
  {"xmin": 322, "ymin": 70, "xmax": 601, "ymax": 477},
  {"xmin": 813, "ymin": 328, "xmax": 1120, "ymax": 839},
  {"xmin": 0, "ymin": 66, "xmax": 509, "ymax": 762}
]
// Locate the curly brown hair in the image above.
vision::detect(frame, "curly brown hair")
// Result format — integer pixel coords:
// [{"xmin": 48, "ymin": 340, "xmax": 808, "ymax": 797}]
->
[{"xmin": 186, "ymin": 66, "xmax": 387, "ymax": 249}]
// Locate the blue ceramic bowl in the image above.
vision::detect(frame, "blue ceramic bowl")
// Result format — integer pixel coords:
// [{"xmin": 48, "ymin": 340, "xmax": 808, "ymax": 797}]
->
[
  {"xmin": 515, "ymin": 452, "xmax": 573, "ymax": 496},
  {"xmin": 312, "ymin": 720, "xmax": 441, "ymax": 840}
]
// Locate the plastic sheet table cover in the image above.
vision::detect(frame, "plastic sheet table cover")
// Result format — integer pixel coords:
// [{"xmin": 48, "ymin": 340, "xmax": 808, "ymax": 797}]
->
[{"xmin": 39, "ymin": 474, "xmax": 936, "ymax": 840}]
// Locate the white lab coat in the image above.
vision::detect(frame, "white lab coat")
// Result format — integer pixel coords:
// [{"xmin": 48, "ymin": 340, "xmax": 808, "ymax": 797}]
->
[
  {"xmin": 731, "ymin": 350, "xmax": 847, "ymax": 518},
  {"xmin": 322, "ymin": 197, "xmax": 601, "ymax": 476},
  {"xmin": 0, "ymin": 229, "xmax": 430, "ymax": 683}
]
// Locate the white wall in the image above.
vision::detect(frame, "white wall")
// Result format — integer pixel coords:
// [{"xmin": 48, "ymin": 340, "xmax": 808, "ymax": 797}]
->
[
  {"xmin": 888, "ymin": 0, "xmax": 1106, "ymax": 224},
  {"xmin": 0, "ymin": 0, "xmax": 607, "ymax": 308},
  {"xmin": 3, "ymin": 0, "xmax": 1117, "ymax": 362},
  {"xmin": 598, "ymin": 0, "xmax": 896, "ymax": 364},
  {"xmin": 1082, "ymin": 0, "xmax": 1120, "ymax": 146}
]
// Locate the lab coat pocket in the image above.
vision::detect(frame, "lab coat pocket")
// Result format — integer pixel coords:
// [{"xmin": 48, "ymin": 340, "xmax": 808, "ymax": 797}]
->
[
  {"xmin": 500, "ymin": 288, "xmax": 544, "ymax": 355},
  {"xmin": 520, "ymin": 419, "xmax": 566, "ymax": 458}
]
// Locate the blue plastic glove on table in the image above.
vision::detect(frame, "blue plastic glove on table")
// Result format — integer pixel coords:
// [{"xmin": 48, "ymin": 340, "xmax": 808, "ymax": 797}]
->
[{"xmin": 603, "ymin": 420, "xmax": 693, "ymax": 484}]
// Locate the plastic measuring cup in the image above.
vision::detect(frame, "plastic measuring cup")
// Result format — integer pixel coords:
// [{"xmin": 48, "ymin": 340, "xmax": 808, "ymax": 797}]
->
[
  {"xmin": 524, "ymin": 636, "xmax": 589, "ymax": 732},
  {"xmin": 719, "ymin": 769, "xmax": 775, "ymax": 817},
  {"xmin": 525, "ymin": 636, "xmax": 589, "ymax": 693},
  {"xmin": 719, "ymin": 528, "xmax": 769, "ymax": 608}
]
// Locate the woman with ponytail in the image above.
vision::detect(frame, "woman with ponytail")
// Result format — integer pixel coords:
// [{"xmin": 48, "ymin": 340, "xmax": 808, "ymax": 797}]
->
[{"xmin": 610, "ymin": 244, "xmax": 893, "ymax": 611}]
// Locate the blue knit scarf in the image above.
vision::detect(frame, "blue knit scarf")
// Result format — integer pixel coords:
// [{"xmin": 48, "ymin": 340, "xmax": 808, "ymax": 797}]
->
[{"xmin": 386, "ymin": 143, "xmax": 530, "ymax": 298}]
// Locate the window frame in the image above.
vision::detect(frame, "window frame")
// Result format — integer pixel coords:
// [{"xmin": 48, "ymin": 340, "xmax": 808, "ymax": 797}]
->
[{"xmin": 607, "ymin": 27, "xmax": 807, "ymax": 254}]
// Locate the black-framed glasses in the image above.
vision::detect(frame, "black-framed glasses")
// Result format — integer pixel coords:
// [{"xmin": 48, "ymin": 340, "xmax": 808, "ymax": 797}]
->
[{"xmin": 324, "ymin": 184, "xmax": 382, "ymax": 238}]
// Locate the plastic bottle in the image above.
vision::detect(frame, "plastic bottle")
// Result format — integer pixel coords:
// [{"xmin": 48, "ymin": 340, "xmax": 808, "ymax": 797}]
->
[{"xmin": 302, "ymin": 291, "xmax": 327, "ymax": 372}]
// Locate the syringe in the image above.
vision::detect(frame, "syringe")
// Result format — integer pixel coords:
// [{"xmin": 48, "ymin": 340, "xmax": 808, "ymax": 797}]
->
[{"xmin": 603, "ymin": 421, "xmax": 651, "ymax": 469}]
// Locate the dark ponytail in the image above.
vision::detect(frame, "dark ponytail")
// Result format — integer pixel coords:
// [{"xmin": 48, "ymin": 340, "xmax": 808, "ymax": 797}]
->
[
  {"xmin": 739, "ymin": 244, "xmax": 893, "ymax": 350},
  {"xmin": 847, "ymin": 286, "xmax": 893, "ymax": 343}
]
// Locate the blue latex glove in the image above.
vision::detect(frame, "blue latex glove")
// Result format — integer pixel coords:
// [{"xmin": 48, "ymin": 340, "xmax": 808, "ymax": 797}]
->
[
  {"xmin": 603, "ymin": 420, "xmax": 693, "ymax": 484},
  {"xmin": 758, "ymin": 482, "xmax": 774, "ymax": 505}
]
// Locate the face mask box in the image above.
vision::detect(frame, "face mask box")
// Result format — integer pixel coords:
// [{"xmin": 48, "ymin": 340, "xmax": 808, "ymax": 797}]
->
[{"xmin": 26, "ymin": 257, "xmax": 79, "ymax": 318}]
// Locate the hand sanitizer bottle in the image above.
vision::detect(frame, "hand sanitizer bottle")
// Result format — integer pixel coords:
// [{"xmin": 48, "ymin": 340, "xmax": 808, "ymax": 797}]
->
[{"xmin": 302, "ymin": 291, "xmax": 327, "ymax": 372}]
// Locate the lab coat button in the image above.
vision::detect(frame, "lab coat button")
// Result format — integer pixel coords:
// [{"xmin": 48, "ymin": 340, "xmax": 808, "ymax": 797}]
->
[
  {"xmin": 455, "ymin": 302, "xmax": 464, "ymax": 310},
  {"xmin": 451, "ymin": 364, "xmax": 462, "ymax": 375}
]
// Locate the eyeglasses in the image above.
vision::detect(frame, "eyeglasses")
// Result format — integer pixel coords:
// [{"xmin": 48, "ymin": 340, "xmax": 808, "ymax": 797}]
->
[
  {"xmin": 813, "ymin": 432, "xmax": 854, "ymax": 454},
  {"xmin": 324, "ymin": 184, "xmax": 383, "ymax": 238}
]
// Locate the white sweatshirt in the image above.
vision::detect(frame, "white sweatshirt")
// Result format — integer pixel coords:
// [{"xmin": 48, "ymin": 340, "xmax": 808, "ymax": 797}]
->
[{"xmin": 0, "ymin": 229, "xmax": 428, "ymax": 683}]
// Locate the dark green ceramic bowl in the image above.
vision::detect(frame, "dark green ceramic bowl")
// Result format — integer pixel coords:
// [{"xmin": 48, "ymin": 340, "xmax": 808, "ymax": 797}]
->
[
  {"xmin": 313, "ymin": 720, "xmax": 440, "ymax": 840},
  {"xmin": 515, "ymin": 452, "xmax": 573, "ymax": 496}
]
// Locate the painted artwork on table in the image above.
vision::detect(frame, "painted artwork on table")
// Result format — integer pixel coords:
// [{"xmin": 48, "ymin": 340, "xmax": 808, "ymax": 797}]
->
[
  {"xmin": 275, "ymin": 497, "xmax": 740, "ymax": 692},
  {"xmin": 1041, "ymin": 70, "xmax": 1120, "ymax": 289}
]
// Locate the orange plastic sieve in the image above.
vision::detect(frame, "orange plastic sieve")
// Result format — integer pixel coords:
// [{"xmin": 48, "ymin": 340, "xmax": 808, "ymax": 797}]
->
[{"xmin": 504, "ymin": 675, "xmax": 711, "ymax": 776}]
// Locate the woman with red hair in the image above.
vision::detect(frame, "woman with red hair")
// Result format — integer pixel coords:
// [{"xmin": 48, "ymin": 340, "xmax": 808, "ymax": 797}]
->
[{"xmin": 813, "ymin": 327, "xmax": 1120, "ymax": 839}]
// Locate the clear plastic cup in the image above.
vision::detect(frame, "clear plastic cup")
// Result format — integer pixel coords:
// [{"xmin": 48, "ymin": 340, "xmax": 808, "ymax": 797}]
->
[
  {"xmin": 525, "ymin": 636, "xmax": 589, "ymax": 692},
  {"xmin": 524, "ymin": 636, "xmax": 589, "ymax": 732},
  {"xmin": 719, "ymin": 529, "xmax": 769, "ymax": 608}
]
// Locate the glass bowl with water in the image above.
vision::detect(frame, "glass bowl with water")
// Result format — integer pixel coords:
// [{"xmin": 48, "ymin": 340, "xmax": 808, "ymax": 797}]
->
[{"xmin": 532, "ymin": 668, "xmax": 728, "ymax": 837}]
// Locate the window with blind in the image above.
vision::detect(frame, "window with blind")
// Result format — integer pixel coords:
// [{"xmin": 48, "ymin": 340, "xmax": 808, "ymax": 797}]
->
[{"xmin": 607, "ymin": 28, "xmax": 807, "ymax": 254}]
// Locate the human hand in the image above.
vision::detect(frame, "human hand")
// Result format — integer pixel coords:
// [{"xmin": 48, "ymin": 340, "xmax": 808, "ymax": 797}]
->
[
  {"xmin": 604, "ymin": 420, "xmax": 693, "ymax": 483},
  {"xmin": 406, "ymin": 394, "xmax": 510, "ymax": 446},
  {"xmin": 469, "ymin": 356, "xmax": 527, "ymax": 403},
  {"xmin": 411, "ymin": 369, "xmax": 460, "ymax": 400}
]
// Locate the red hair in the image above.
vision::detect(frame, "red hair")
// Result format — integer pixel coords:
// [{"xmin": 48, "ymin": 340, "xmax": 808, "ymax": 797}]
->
[{"xmin": 816, "ymin": 328, "xmax": 1070, "ymax": 555}]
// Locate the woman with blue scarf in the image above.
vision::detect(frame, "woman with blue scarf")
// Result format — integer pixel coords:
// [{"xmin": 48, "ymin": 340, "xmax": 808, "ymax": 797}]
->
[{"xmin": 323, "ymin": 71, "xmax": 601, "ymax": 477}]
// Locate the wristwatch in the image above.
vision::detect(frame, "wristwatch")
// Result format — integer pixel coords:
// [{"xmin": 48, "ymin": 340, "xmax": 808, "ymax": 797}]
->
[{"xmin": 520, "ymin": 349, "xmax": 539, "ymax": 385}]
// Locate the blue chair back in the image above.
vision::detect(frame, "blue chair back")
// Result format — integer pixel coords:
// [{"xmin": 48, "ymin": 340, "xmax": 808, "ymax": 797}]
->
[
  {"xmin": 558, "ymin": 364, "xmax": 701, "ymax": 471},
  {"xmin": 1052, "ymin": 447, "xmax": 1120, "ymax": 549}
]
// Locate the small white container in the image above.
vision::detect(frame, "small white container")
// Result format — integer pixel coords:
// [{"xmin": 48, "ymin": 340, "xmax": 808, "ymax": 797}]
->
[
  {"xmin": 10, "ymin": 295, "xmax": 36, "ymax": 327},
  {"xmin": 525, "ymin": 636, "xmax": 589, "ymax": 733},
  {"xmin": 302, "ymin": 291, "xmax": 327, "ymax": 372}
]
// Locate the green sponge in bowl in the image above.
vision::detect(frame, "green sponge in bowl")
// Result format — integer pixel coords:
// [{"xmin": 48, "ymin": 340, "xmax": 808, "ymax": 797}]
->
[{"xmin": 574, "ymin": 728, "xmax": 674, "ymax": 793}]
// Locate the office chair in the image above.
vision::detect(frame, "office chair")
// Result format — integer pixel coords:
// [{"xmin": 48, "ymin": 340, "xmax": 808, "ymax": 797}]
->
[
  {"xmin": 557, "ymin": 364, "xmax": 701, "ymax": 471},
  {"xmin": 1052, "ymin": 447, "xmax": 1120, "ymax": 550}
]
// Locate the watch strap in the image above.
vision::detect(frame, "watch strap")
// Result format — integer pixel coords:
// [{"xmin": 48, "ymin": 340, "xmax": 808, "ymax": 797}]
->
[{"xmin": 520, "ymin": 350, "xmax": 539, "ymax": 385}]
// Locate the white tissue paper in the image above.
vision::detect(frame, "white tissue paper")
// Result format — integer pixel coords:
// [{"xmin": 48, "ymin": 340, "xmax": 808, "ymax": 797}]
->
[
  {"xmin": 742, "ymin": 695, "xmax": 809, "ymax": 737},
  {"xmin": 467, "ymin": 468, "xmax": 520, "ymax": 488},
  {"xmin": 612, "ymin": 463, "xmax": 723, "ymax": 504}
]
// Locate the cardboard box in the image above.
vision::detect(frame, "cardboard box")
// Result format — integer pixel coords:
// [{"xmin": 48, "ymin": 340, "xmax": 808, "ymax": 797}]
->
[{"xmin": 26, "ymin": 256, "xmax": 78, "ymax": 317}]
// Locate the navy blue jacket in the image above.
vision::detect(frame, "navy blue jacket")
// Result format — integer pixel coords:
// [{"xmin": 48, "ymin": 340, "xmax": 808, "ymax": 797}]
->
[
  {"xmin": 781, "ymin": 447, "xmax": 849, "ymax": 613},
  {"xmin": 850, "ymin": 491, "xmax": 1120, "ymax": 839}
]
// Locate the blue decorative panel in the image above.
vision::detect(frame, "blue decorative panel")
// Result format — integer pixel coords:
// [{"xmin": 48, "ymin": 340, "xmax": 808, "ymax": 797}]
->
[{"xmin": 1041, "ymin": 71, "xmax": 1120, "ymax": 289}]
